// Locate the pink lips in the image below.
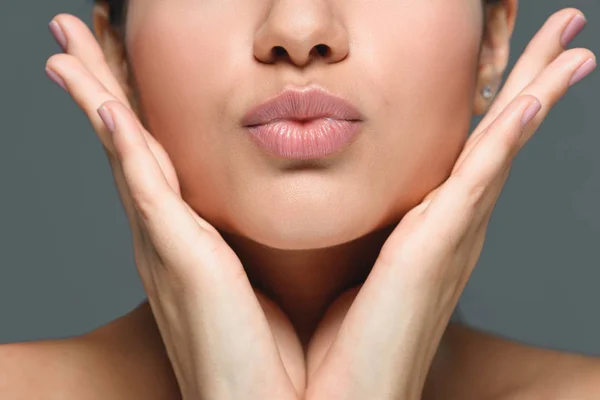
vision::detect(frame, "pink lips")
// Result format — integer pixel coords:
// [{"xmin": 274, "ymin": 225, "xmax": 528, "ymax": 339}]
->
[{"xmin": 241, "ymin": 87, "xmax": 363, "ymax": 160}]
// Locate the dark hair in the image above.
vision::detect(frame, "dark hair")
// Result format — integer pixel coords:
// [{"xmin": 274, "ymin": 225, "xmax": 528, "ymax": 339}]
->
[
  {"xmin": 100, "ymin": 0, "xmax": 503, "ymax": 28},
  {"xmin": 102, "ymin": 0, "xmax": 127, "ymax": 27}
]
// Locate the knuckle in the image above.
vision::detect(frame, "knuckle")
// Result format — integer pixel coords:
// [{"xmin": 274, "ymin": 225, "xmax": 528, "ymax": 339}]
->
[
  {"xmin": 131, "ymin": 183, "xmax": 167, "ymax": 224},
  {"xmin": 132, "ymin": 191, "xmax": 158, "ymax": 223},
  {"xmin": 448, "ymin": 174, "xmax": 487, "ymax": 208}
]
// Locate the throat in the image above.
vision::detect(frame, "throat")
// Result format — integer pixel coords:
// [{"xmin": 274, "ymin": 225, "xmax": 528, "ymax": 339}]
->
[{"xmin": 221, "ymin": 224, "xmax": 397, "ymax": 345}]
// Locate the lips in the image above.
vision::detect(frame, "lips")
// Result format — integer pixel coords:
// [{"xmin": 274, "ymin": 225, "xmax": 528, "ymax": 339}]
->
[{"xmin": 241, "ymin": 87, "xmax": 363, "ymax": 160}]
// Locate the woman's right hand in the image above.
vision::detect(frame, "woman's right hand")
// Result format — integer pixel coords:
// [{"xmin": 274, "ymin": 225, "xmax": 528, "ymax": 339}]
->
[{"xmin": 44, "ymin": 14, "xmax": 305, "ymax": 400}]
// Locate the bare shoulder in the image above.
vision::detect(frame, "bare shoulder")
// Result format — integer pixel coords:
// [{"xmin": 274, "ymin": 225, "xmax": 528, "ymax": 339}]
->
[
  {"xmin": 0, "ymin": 302, "xmax": 180, "ymax": 400},
  {"xmin": 424, "ymin": 323, "xmax": 600, "ymax": 399}
]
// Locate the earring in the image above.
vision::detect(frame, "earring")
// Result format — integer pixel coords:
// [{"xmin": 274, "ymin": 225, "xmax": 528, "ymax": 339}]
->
[{"xmin": 482, "ymin": 84, "xmax": 494, "ymax": 100}]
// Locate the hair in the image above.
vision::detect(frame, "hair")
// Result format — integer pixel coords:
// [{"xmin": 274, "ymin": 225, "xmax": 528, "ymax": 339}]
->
[
  {"xmin": 98, "ymin": 0, "xmax": 504, "ymax": 28},
  {"xmin": 102, "ymin": 0, "xmax": 127, "ymax": 27}
]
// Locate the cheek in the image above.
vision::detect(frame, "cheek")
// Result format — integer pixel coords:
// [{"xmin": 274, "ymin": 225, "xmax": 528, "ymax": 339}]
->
[
  {"xmin": 353, "ymin": 2, "xmax": 482, "ymax": 211},
  {"xmin": 126, "ymin": 4, "xmax": 245, "ymax": 132},
  {"xmin": 125, "ymin": 3, "xmax": 253, "ymax": 226}
]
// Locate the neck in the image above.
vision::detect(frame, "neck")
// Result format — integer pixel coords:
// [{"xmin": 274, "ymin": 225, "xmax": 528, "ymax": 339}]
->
[{"xmin": 222, "ymin": 224, "xmax": 396, "ymax": 344}]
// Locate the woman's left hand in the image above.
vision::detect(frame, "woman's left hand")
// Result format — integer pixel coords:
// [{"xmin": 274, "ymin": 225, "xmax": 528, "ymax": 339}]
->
[{"xmin": 304, "ymin": 9, "xmax": 596, "ymax": 400}]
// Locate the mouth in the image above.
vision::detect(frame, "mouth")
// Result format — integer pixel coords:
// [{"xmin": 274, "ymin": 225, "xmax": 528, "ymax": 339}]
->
[{"xmin": 241, "ymin": 86, "xmax": 363, "ymax": 160}]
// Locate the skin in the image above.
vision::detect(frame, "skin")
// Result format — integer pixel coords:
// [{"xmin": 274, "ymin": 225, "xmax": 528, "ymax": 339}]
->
[
  {"xmin": 101, "ymin": 0, "xmax": 508, "ymax": 348},
  {"xmin": 1, "ymin": 0, "xmax": 599, "ymax": 399}
]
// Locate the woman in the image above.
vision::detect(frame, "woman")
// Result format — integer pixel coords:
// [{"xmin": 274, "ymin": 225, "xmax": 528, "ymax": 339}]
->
[{"xmin": 1, "ymin": 0, "xmax": 598, "ymax": 398}]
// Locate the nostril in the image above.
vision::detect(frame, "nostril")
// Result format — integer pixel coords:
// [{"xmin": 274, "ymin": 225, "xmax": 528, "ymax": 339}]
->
[
  {"xmin": 272, "ymin": 46, "xmax": 288, "ymax": 59},
  {"xmin": 314, "ymin": 44, "xmax": 331, "ymax": 57}
]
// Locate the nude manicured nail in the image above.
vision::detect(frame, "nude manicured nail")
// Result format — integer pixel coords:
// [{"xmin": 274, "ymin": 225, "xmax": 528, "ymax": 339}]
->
[
  {"xmin": 48, "ymin": 20, "xmax": 68, "ymax": 52},
  {"xmin": 45, "ymin": 67, "xmax": 67, "ymax": 91},
  {"xmin": 97, "ymin": 106, "xmax": 116, "ymax": 133},
  {"xmin": 569, "ymin": 58, "xmax": 597, "ymax": 87},
  {"xmin": 521, "ymin": 99, "xmax": 542, "ymax": 129},
  {"xmin": 561, "ymin": 15, "xmax": 587, "ymax": 48}
]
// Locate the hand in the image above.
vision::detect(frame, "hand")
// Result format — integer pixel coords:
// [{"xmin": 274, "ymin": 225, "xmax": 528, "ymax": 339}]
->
[
  {"xmin": 304, "ymin": 8, "xmax": 596, "ymax": 400},
  {"xmin": 44, "ymin": 14, "xmax": 305, "ymax": 400}
]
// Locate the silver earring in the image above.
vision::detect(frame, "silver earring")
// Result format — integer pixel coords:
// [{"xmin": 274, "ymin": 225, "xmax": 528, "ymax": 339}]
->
[{"xmin": 482, "ymin": 84, "xmax": 494, "ymax": 100}]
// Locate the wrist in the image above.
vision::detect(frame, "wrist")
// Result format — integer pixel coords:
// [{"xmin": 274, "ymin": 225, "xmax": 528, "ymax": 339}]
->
[{"xmin": 304, "ymin": 291, "xmax": 454, "ymax": 400}]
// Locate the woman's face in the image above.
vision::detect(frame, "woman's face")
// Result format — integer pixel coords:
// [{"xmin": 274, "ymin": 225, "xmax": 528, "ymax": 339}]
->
[{"xmin": 120, "ymin": 0, "xmax": 495, "ymax": 250}]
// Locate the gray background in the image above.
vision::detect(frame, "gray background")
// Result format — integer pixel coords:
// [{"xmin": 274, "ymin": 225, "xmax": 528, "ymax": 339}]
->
[{"xmin": 1, "ymin": 0, "xmax": 598, "ymax": 356}]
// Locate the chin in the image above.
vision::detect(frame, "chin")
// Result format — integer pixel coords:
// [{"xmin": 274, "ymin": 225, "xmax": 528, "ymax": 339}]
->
[
  {"xmin": 221, "ymin": 198, "xmax": 394, "ymax": 251},
  {"xmin": 234, "ymin": 218, "xmax": 375, "ymax": 251}
]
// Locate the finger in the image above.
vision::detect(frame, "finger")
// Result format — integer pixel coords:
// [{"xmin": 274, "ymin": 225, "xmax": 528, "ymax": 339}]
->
[
  {"xmin": 45, "ymin": 54, "xmax": 171, "ymax": 245},
  {"xmin": 483, "ymin": 8, "xmax": 586, "ymax": 126},
  {"xmin": 49, "ymin": 14, "xmax": 131, "ymax": 107},
  {"xmin": 455, "ymin": 8, "xmax": 587, "ymax": 172},
  {"xmin": 96, "ymin": 101, "xmax": 233, "ymax": 285},
  {"xmin": 455, "ymin": 47, "xmax": 596, "ymax": 175},
  {"xmin": 46, "ymin": 53, "xmax": 122, "ymax": 154},
  {"xmin": 415, "ymin": 96, "xmax": 538, "ymax": 255},
  {"xmin": 455, "ymin": 96, "xmax": 540, "ymax": 197},
  {"xmin": 45, "ymin": 54, "xmax": 181, "ymax": 194},
  {"xmin": 45, "ymin": 53, "xmax": 145, "ymax": 238},
  {"xmin": 513, "ymin": 49, "xmax": 596, "ymax": 144},
  {"xmin": 430, "ymin": 49, "xmax": 596, "ymax": 239}
]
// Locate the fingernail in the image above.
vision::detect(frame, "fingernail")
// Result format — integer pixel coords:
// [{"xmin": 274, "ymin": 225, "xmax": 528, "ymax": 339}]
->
[
  {"xmin": 97, "ymin": 106, "xmax": 116, "ymax": 133},
  {"xmin": 48, "ymin": 20, "xmax": 68, "ymax": 52},
  {"xmin": 561, "ymin": 15, "xmax": 587, "ymax": 48},
  {"xmin": 569, "ymin": 58, "xmax": 597, "ymax": 87},
  {"xmin": 521, "ymin": 99, "xmax": 542, "ymax": 128},
  {"xmin": 45, "ymin": 67, "xmax": 67, "ymax": 91}
]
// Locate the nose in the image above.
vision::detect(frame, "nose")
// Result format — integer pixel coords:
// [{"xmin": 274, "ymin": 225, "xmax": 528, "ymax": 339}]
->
[{"xmin": 253, "ymin": 0, "xmax": 349, "ymax": 67}]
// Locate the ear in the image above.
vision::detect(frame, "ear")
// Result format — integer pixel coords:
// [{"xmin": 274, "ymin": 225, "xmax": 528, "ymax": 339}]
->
[
  {"xmin": 473, "ymin": 0, "xmax": 518, "ymax": 115},
  {"xmin": 92, "ymin": 2, "xmax": 136, "ymax": 107}
]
